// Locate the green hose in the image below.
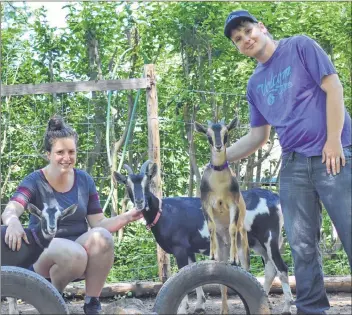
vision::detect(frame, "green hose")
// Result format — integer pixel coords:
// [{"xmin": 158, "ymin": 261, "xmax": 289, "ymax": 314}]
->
[{"xmin": 102, "ymin": 88, "xmax": 141, "ymax": 212}]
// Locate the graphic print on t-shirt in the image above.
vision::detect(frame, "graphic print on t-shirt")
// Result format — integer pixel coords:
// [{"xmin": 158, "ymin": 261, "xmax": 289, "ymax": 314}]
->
[{"xmin": 256, "ymin": 66, "xmax": 292, "ymax": 106}]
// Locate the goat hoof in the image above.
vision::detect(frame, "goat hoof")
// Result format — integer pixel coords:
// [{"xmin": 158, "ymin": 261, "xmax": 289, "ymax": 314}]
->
[
  {"xmin": 231, "ymin": 260, "xmax": 238, "ymax": 266},
  {"xmin": 281, "ymin": 312, "xmax": 292, "ymax": 315}
]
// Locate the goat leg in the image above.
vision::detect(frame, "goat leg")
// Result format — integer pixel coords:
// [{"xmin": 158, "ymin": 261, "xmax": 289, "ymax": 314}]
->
[
  {"xmin": 229, "ymin": 222, "xmax": 239, "ymax": 265},
  {"xmin": 238, "ymin": 193, "xmax": 250, "ymax": 269},
  {"xmin": 208, "ymin": 220, "xmax": 218, "ymax": 260}
]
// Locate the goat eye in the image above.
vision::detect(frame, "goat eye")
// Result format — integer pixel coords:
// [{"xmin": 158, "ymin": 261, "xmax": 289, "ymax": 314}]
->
[
  {"xmin": 224, "ymin": 134, "xmax": 228, "ymax": 144},
  {"xmin": 207, "ymin": 136, "xmax": 213, "ymax": 146}
]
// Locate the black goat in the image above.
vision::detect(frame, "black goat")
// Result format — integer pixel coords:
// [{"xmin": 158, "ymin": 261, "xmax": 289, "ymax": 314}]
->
[{"xmin": 114, "ymin": 160, "xmax": 293, "ymax": 314}]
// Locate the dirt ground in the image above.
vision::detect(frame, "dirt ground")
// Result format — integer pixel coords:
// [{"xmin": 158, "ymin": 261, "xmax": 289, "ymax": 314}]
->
[{"xmin": 1, "ymin": 292, "xmax": 351, "ymax": 314}]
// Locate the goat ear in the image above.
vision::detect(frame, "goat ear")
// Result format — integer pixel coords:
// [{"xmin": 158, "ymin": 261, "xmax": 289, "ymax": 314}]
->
[
  {"xmin": 27, "ymin": 203, "xmax": 42, "ymax": 219},
  {"xmin": 226, "ymin": 117, "xmax": 238, "ymax": 131},
  {"xmin": 113, "ymin": 171, "xmax": 127, "ymax": 185},
  {"xmin": 194, "ymin": 121, "xmax": 207, "ymax": 134},
  {"xmin": 61, "ymin": 204, "xmax": 77, "ymax": 219},
  {"xmin": 148, "ymin": 163, "xmax": 158, "ymax": 179}
]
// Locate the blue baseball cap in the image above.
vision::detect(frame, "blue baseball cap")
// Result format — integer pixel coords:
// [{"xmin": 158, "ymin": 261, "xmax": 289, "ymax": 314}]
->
[{"xmin": 224, "ymin": 10, "xmax": 258, "ymax": 39}]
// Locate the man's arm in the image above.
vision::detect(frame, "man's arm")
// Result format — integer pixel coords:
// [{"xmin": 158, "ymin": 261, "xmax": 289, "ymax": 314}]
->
[
  {"xmin": 226, "ymin": 125, "xmax": 271, "ymax": 163},
  {"xmin": 320, "ymin": 74, "xmax": 345, "ymax": 175}
]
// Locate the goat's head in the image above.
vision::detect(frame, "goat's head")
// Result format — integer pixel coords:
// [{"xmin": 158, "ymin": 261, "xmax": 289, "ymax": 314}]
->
[
  {"xmin": 194, "ymin": 117, "xmax": 238, "ymax": 153},
  {"xmin": 27, "ymin": 203, "xmax": 77, "ymax": 239},
  {"xmin": 113, "ymin": 160, "xmax": 158, "ymax": 211}
]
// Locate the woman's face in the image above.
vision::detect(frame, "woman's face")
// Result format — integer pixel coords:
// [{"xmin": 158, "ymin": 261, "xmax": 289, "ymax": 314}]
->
[{"xmin": 47, "ymin": 137, "xmax": 77, "ymax": 173}]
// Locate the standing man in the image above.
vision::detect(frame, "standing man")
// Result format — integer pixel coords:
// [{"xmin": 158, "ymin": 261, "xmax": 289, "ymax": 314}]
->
[{"xmin": 223, "ymin": 9, "xmax": 351, "ymax": 315}]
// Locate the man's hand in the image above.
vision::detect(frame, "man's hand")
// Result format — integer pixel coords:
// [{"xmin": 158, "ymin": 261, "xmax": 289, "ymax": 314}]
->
[
  {"xmin": 126, "ymin": 208, "xmax": 144, "ymax": 223},
  {"xmin": 322, "ymin": 139, "xmax": 346, "ymax": 175}
]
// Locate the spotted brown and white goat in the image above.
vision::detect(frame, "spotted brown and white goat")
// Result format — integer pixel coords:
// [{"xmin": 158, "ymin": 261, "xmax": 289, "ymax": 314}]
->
[
  {"xmin": 1, "ymin": 203, "xmax": 77, "ymax": 315},
  {"xmin": 195, "ymin": 118, "xmax": 250, "ymax": 314},
  {"xmin": 114, "ymin": 160, "xmax": 293, "ymax": 314}
]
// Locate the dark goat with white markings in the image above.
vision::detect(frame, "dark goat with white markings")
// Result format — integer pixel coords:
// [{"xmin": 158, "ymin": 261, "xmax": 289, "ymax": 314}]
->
[
  {"xmin": 114, "ymin": 160, "xmax": 293, "ymax": 314},
  {"xmin": 1, "ymin": 203, "xmax": 77, "ymax": 315},
  {"xmin": 1, "ymin": 203, "xmax": 77, "ymax": 268}
]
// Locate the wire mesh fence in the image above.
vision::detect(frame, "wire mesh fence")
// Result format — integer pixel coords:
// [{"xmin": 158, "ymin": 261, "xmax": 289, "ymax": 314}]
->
[{"xmin": 1, "ymin": 89, "xmax": 350, "ymax": 285}]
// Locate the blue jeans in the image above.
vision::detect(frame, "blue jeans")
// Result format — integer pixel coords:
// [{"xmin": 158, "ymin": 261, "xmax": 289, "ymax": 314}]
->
[{"xmin": 279, "ymin": 145, "xmax": 352, "ymax": 314}]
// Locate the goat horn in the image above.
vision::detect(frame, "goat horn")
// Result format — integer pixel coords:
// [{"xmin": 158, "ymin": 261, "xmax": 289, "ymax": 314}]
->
[
  {"xmin": 140, "ymin": 160, "xmax": 152, "ymax": 175},
  {"xmin": 123, "ymin": 164, "xmax": 134, "ymax": 175}
]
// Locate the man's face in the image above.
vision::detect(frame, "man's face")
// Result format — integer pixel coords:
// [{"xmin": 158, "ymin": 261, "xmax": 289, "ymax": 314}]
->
[{"xmin": 230, "ymin": 21, "xmax": 269, "ymax": 58}]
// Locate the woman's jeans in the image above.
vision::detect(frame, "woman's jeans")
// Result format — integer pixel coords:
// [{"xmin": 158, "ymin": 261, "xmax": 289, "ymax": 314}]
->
[{"xmin": 279, "ymin": 145, "xmax": 351, "ymax": 314}]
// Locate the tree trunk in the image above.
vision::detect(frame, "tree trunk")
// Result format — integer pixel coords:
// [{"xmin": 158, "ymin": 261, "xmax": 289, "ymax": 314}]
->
[
  {"xmin": 48, "ymin": 50, "xmax": 57, "ymax": 106},
  {"xmin": 188, "ymin": 161, "xmax": 194, "ymax": 197},
  {"xmin": 85, "ymin": 29, "xmax": 104, "ymax": 174},
  {"xmin": 255, "ymin": 149, "xmax": 263, "ymax": 187},
  {"xmin": 183, "ymin": 104, "xmax": 201, "ymax": 197},
  {"xmin": 243, "ymin": 154, "xmax": 255, "ymax": 189},
  {"xmin": 181, "ymin": 39, "xmax": 201, "ymax": 196},
  {"xmin": 207, "ymin": 44, "xmax": 217, "ymax": 121}
]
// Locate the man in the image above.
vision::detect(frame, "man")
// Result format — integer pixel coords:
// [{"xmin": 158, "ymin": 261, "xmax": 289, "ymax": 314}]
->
[{"xmin": 223, "ymin": 9, "xmax": 351, "ymax": 315}]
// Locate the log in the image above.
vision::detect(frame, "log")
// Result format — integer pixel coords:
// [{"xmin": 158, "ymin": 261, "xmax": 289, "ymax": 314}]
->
[
  {"xmin": 64, "ymin": 281, "xmax": 163, "ymax": 299},
  {"xmin": 202, "ymin": 275, "xmax": 352, "ymax": 295},
  {"xmin": 63, "ymin": 276, "xmax": 351, "ymax": 298}
]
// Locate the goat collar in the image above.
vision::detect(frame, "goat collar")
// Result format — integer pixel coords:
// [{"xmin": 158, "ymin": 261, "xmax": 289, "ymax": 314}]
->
[
  {"xmin": 146, "ymin": 210, "xmax": 162, "ymax": 231},
  {"xmin": 209, "ymin": 161, "xmax": 229, "ymax": 171},
  {"xmin": 30, "ymin": 228, "xmax": 45, "ymax": 250},
  {"xmin": 146, "ymin": 198, "xmax": 162, "ymax": 231}
]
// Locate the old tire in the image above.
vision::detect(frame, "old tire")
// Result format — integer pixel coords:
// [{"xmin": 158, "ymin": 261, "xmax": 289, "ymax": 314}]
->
[
  {"xmin": 153, "ymin": 260, "xmax": 271, "ymax": 314},
  {"xmin": 1, "ymin": 266, "xmax": 69, "ymax": 314}
]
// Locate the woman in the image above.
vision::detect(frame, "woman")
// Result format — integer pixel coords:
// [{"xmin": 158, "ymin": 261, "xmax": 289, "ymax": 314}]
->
[{"xmin": 1, "ymin": 115, "xmax": 143, "ymax": 315}]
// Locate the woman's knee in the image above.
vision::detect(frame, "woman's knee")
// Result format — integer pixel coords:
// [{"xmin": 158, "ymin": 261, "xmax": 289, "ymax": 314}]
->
[
  {"xmin": 84, "ymin": 227, "xmax": 114, "ymax": 254},
  {"xmin": 35, "ymin": 239, "xmax": 88, "ymax": 276},
  {"xmin": 54, "ymin": 239, "xmax": 87, "ymax": 263}
]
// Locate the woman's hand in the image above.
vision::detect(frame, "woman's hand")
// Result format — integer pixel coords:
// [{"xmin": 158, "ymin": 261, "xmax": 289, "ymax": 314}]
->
[
  {"xmin": 126, "ymin": 208, "xmax": 144, "ymax": 223},
  {"xmin": 5, "ymin": 217, "xmax": 30, "ymax": 251}
]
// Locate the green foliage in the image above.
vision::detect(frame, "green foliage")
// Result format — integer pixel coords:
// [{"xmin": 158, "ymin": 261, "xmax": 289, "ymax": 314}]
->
[
  {"xmin": 108, "ymin": 221, "xmax": 159, "ymax": 282},
  {"xmin": 1, "ymin": 1, "xmax": 350, "ymax": 280}
]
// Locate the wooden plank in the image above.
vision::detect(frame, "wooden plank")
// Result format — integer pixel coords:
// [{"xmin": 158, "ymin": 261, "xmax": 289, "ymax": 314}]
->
[
  {"xmin": 145, "ymin": 64, "xmax": 171, "ymax": 283},
  {"xmin": 0, "ymin": 78, "xmax": 147, "ymax": 96}
]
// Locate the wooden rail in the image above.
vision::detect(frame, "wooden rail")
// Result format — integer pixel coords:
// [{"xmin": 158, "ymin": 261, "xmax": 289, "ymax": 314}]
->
[{"xmin": 0, "ymin": 78, "xmax": 147, "ymax": 96}]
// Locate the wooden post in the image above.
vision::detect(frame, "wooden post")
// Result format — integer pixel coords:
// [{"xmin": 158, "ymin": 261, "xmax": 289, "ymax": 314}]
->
[{"xmin": 144, "ymin": 64, "xmax": 171, "ymax": 283}]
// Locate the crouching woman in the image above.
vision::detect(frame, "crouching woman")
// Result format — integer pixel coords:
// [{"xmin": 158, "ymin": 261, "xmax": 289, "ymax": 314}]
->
[{"xmin": 1, "ymin": 115, "xmax": 143, "ymax": 315}]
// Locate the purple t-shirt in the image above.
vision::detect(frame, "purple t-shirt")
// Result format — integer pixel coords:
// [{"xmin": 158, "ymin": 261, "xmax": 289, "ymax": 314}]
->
[
  {"xmin": 10, "ymin": 169, "xmax": 103, "ymax": 241},
  {"xmin": 247, "ymin": 35, "xmax": 351, "ymax": 157}
]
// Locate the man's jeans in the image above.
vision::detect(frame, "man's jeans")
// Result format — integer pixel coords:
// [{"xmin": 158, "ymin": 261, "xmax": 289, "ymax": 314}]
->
[{"xmin": 279, "ymin": 145, "xmax": 352, "ymax": 314}]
